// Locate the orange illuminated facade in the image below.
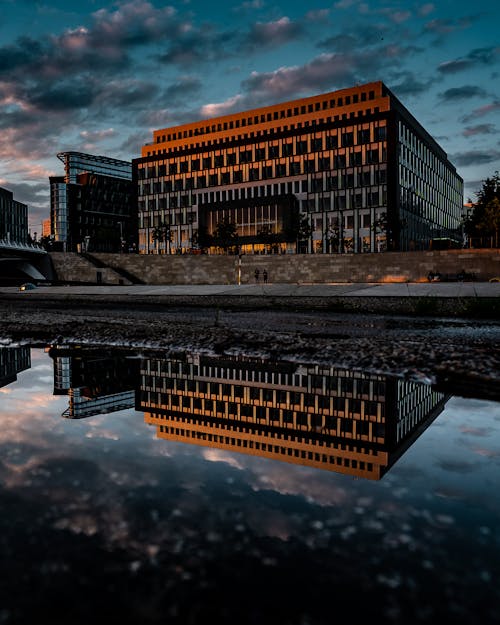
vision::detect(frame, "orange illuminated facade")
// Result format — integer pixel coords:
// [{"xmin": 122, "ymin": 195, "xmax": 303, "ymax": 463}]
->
[{"xmin": 135, "ymin": 81, "xmax": 463, "ymax": 255}]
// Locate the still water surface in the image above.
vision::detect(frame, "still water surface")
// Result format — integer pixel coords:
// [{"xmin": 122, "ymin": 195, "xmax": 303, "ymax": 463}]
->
[{"xmin": 0, "ymin": 345, "xmax": 499, "ymax": 624}]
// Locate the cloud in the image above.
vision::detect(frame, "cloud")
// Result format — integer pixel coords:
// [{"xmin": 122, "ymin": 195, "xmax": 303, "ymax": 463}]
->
[
  {"xmin": 80, "ymin": 128, "xmax": 116, "ymax": 142},
  {"xmin": 424, "ymin": 15, "xmax": 478, "ymax": 36},
  {"xmin": 389, "ymin": 72, "xmax": 436, "ymax": 97},
  {"xmin": 418, "ymin": 3, "xmax": 435, "ymax": 17},
  {"xmin": 461, "ymin": 101, "xmax": 500, "ymax": 123},
  {"xmin": 233, "ymin": 0, "xmax": 265, "ymax": 11},
  {"xmin": 305, "ymin": 9, "xmax": 331, "ymax": 22},
  {"xmin": 243, "ymin": 17, "xmax": 304, "ymax": 50},
  {"xmin": 439, "ymin": 86, "xmax": 487, "ymax": 101},
  {"xmin": 437, "ymin": 46, "xmax": 500, "ymax": 74},
  {"xmin": 450, "ymin": 149, "xmax": 500, "ymax": 167},
  {"xmin": 462, "ymin": 124, "xmax": 496, "ymax": 137},
  {"xmin": 199, "ymin": 94, "xmax": 246, "ymax": 118}
]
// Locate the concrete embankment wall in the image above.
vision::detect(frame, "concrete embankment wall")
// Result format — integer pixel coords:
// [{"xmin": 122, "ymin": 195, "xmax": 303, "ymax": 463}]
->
[{"xmin": 49, "ymin": 249, "xmax": 500, "ymax": 285}]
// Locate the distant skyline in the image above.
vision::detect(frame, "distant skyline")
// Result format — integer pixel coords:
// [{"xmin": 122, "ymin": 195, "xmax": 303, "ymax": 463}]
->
[{"xmin": 0, "ymin": 0, "xmax": 498, "ymax": 232}]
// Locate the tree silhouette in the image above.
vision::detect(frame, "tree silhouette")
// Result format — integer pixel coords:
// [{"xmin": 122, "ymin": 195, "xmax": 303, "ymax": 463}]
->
[
  {"xmin": 151, "ymin": 222, "xmax": 172, "ymax": 254},
  {"xmin": 463, "ymin": 172, "xmax": 500, "ymax": 247},
  {"xmin": 213, "ymin": 218, "xmax": 239, "ymax": 253}
]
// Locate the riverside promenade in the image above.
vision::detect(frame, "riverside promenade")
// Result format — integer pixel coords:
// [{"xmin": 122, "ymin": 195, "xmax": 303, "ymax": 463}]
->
[
  {"xmin": 1, "ymin": 281, "xmax": 499, "ymax": 297},
  {"xmin": 2, "ymin": 281, "xmax": 500, "ymax": 318}
]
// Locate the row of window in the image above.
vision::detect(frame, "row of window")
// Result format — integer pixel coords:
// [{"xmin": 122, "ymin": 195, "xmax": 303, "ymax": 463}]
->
[
  {"xmin": 142, "ymin": 129, "xmax": 387, "ymax": 177},
  {"xmin": 155, "ymin": 90, "xmax": 379, "ymax": 143}
]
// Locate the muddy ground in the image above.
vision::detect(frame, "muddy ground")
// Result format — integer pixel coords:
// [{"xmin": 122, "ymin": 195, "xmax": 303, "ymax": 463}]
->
[{"xmin": 1, "ymin": 295, "xmax": 499, "ymax": 400}]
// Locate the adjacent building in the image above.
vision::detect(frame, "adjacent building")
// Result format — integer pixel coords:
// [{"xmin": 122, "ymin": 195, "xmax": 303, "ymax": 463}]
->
[
  {"xmin": 50, "ymin": 151, "xmax": 136, "ymax": 252},
  {"xmin": 0, "ymin": 346, "xmax": 31, "ymax": 389},
  {"xmin": 0, "ymin": 186, "xmax": 28, "ymax": 245},
  {"xmin": 134, "ymin": 80, "xmax": 463, "ymax": 254}
]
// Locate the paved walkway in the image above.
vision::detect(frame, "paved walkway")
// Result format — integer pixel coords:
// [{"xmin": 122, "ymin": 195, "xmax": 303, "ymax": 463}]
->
[{"xmin": 2, "ymin": 282, "xmax": 500, "ymax": 297}]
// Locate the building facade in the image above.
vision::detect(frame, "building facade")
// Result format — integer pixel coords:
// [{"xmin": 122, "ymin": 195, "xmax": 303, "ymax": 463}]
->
[
  {"xmin": 134, "ymin": 81, "xmax": 463, "ymax": 255},
  {"xmin": 0, "ymin": 186, "xmax": 28, "ymax": 245},
  {"xmin": 50, "ymin": 152, "xmax": 136, "ymax": 252}
]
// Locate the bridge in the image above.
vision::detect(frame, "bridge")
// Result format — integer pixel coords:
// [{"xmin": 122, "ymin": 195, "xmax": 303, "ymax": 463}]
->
[{"xmin": 0, "ymin": 239, "xmax": 54, "ymax": 285}]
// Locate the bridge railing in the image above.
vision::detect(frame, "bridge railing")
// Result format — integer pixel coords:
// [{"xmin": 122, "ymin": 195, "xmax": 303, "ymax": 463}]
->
[{"xmin": 0, "ymin": 239, "xmax": 47, "ymax": 254}]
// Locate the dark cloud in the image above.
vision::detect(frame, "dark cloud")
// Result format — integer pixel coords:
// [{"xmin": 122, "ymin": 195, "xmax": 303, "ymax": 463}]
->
[
  {"xmin": 438, "ymin": 46, "xmax": 500, "ymax": 74},
  {"xmin": 1, "ymin": 182, "xmax": 48, "ymax": 207},
  {"xmin": 439, "ymin": 86, "xmax": 487, "ymax": 101},
  {"xmin": 158, "ymin": 28, "xmax": 236, "ymax": 67},
  {"xmin": 29, "ymin": 78, "xmax": 98, "ymax": 111},
  {"xmin": 423, "ymin": 15, "xmax": 478, "ymax": 36},
  {"xmin": 450, "ymin": 149, "xmax": 500, "ymax": 167},
  {"xmin": 462, "ymin": 124, "xmax": 496, "ymax": 137},
  {"xmin": 389, "ymin": 72, "xmax": 436, "ymax": 97}
]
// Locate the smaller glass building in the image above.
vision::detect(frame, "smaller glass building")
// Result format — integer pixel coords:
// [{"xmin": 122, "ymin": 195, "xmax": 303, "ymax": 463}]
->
[{"xmin": 50, "ymin": 152, "xmax": 136, "ymax": 252}]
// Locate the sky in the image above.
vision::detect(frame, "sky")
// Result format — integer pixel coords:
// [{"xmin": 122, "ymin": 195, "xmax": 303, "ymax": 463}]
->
[{"xmin": 0, "ymin": 0, "xmax": 499, "ymax": 233}]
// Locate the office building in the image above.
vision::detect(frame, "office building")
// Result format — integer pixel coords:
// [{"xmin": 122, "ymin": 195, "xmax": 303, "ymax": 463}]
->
[
  {"xmin": 134, "ymin": 81, "xmax": 463, "ymax": 255},
  {"xmin": 50, "ymin": 152, "xmax": 136, "ymax": 252},
  {"xmin": 0, "ymin": 186, "xmax": 28, "ymax": 245}
]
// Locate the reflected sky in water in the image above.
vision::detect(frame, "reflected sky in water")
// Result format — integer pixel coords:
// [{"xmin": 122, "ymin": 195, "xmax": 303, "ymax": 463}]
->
[{"xmin": 0, "ymin": 348, "xmax": 499, "ymax": 625}]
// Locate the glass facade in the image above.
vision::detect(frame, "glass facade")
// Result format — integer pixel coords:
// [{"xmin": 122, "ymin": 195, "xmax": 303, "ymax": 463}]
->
[
  {"xmin": 135, "ymin": 81, "xmax": 463, "ymax": 255},
  {"xmin": 50, "ymin": 152, "xmax": 135, "ymax": 252},
  {"xmin": 0, "ymin": 187, "xmax": 28, "ymax": 244}
]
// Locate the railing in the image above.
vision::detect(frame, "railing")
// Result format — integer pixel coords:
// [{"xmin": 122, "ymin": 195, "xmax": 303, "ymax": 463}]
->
[{"xmin": 0, "ymin": 239, "xmax": 46, "ymax": 254}]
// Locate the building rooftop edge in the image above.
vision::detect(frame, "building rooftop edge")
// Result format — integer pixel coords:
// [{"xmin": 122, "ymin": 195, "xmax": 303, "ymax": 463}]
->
[{"xmin": 150, "ymin": 80, "xmax": 387, "ymax": 136}]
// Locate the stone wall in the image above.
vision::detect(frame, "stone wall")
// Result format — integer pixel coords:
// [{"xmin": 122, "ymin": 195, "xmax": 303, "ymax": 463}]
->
[{"xmin": 50, "ymin": 249, "xmax": 500, "ymax": 285}]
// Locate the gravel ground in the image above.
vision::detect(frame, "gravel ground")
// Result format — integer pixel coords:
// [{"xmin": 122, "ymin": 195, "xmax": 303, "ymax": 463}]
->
[{"xmin": 1, "ymin": 296, "xmax": 499, "ymax": 400}]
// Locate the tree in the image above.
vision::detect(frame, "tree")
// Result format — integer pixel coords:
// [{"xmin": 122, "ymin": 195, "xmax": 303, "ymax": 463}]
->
[
  {"xmin": 213, "ymin": 218, "xmax": 238, "ymax": 253},
  {"xmin": 282, "ymin": 211, "xmax": 312, "ymax": 253},
  {"xmin": 371, "ymin": 212, "xmax": 406, "ymax": 251},
  {"xmin": 151, "ymin": 222, "xmax": 172, "ymax": 254},
  {"xmin": 257, "ymin": 224, "xmax": 282, "ymax": 253},
  {"xmin": 464, "ymin": 172, "xmax": 500, "ymax": 247}
]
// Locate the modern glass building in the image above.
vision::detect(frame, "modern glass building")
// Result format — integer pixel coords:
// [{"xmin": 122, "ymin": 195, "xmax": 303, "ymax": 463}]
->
[
  {"xmin": 134, "ymin": 81, "xmax": 463, "ymax": 254},
  {"xmin": 0, "ymin": 186, "xmax": 28, "ymax": 245},
  {"xmin": 50, "ymin": 152, "xmax": 136, "ymax": 252}
]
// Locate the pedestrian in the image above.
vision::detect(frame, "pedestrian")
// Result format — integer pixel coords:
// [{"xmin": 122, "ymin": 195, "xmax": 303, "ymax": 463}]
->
[
  {"xmin": 254, "ymin": 268, "xmax": 260, "ymax": 283},
  {"xmin": 263, "ymin": 269, "xmax": 268, "ymax": 284}
]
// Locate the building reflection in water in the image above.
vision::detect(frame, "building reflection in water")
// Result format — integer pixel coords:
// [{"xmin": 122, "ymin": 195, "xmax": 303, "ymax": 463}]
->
[
  {"xmin": 137, "ymin": 353, "xmax": 450, "ymax": 480},
  {"xmin": 48, "ymin": 346, "xmax": 139, "ymax": 418},
  {"xmin": 0, "ymin": 346, "xmax": 30, "ymax": 389},
  {"xmin": 44, "ymin": 345, "xmax": 449, "ymax": 479}
]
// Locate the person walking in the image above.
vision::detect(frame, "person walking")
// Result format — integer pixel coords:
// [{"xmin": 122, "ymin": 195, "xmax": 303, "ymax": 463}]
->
[
  {"xmin": 254, "ymin": 268, "xmax": 260, "ymax": 283},
  {"xmin": 263, "ymin": 269, "xmax": 268, "ymax": 284}
]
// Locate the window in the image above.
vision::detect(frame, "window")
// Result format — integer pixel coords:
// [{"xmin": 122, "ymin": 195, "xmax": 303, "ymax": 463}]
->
[
  {"xmin": 359, "ymin": 129, "xmax": 371, "ymax": 144},
  {"xmin": 319, "ymin": 157, "xmax": 330, "ymax": 171},
  {"xmin": 283, "ymin": 143, "xmax": 293, "ymax": 156},
  {"xmin": 290, "ymin": 162, "xmax": 301, "ymax": 175},
  {"xmin": 269, "ymin": 145, "xmax": 279, "ymax": 158},
  {"xmin": 342, "ymin": 132, "xmax": 354, "ymax": 147},
  {"xmin": 297, "ymin": 140, "xmax": 308, "ymax": 154},
  {"xmin": 227, "ymin": 153, "xmax": 236, "ymax": 165},
  {"xmin": 214, "ymin": 155, "xmax": 224, "ymax": 167},
  {"xmin": 256, "ymin": 148, "xmax": 266, "ymax": 160},
  {"xmin": 334, "ymin": 155, "xmax": 346, "ymax": 168},
  {"xmin": 179, "ymin": 162, "xmax": 188, "ymax": 173},
  {"xmin": 311, "ymin": 178, "xmax": 323, "ymax": 192},
  {"xmin": 240, "ymin": 150, "xmax": 252, "ymax": 163},
  {"xmin": 276, "ymin": 163, "xmax": 287, "ymax": 177},
  {"xmin": 249, "ymin": 168, "xmax": 259, "ymax": 181},
  {"xmin": 221, "ymin": 172, "xmax": 230, "ymax": 185},
  {"xmin": 326, "ymin": 135, "xmax": 338, "ymax": 149},
  {"xmin": 262, "ymin": 165, "xmax": 273, "ymax": 179},
  {"xmin": 312, "ymin": 138, "xmax": 323, "ymax": 152},
  {"xmin": 350, "ymin": 152, "xmax": 362, "ymax": 166},
  {"xmin": 197, "ymin": 176, "xmax": 206, "ymax": 188},
  {"xmin": 233, "ymin": 170, "xmax": 243, "ymax": 183},
  {"xmin": 209, "ymin": 174, "xmax": 218, "ymax": 186},
  {"xmin": 367, "ymin": 149, "xmax": 379, "ymax": 164},
  {"xmin": 305, "ymin": 159, "xmax": 315, "ymax": 173},
  {"xmin": 169, "ymin": 163, "xmax": 177, "ymax": 175},
  {"xmin": 174, "ymin": 179, "xmax": 183, "ymax": 191}
]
